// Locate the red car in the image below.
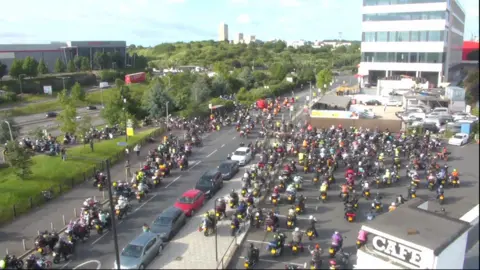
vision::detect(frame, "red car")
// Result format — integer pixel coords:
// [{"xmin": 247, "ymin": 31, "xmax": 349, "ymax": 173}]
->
[{"xmin": 174, "ymin": 189, "xmax": 206, "ymax": 217}]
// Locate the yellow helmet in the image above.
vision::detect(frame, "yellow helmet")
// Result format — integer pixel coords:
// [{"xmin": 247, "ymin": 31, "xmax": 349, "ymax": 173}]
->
[
  {"xmin": 453, "ymin": 169, "xmax": 457, "ymax": 172},
  {"xmin": 112, "ymin": 181, "xmax": 118, "ymax": 187}
]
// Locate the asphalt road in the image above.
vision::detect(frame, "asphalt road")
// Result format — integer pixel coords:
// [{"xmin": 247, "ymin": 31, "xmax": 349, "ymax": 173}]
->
[
  {"xmin": 228, "ymin": 142, "xmax": 479, "ymax": 269},
  {"xmin": 56, "ymin": 122, "xmax": 266, "ymax": 269},
  {"xmin": 19, "ymin": 113, "xmax": 104, "ymax": 137}
]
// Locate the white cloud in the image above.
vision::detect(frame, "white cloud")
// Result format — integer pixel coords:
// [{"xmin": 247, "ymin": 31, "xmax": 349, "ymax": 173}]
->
[
  {"xmin": 231, "ymin": 0, "xmax": 248, "ymax": 3},
  {"xmin": 280, "ymin": 0, "xmax": 301, "ymax": 7},
  {"xmin": 237, "ymin": 14, "xmax": 251, "ymax": 24}
]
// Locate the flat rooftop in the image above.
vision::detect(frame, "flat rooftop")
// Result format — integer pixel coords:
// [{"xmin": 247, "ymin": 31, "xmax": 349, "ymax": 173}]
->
[{"xmin": 364, "ymin": 198, "xmax": 470, "ymax": 255}]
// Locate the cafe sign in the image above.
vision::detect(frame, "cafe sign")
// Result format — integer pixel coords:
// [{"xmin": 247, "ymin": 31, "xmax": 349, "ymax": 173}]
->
[{"xmin": 372, "ymin": 235, "xmax": 423, "ymax": 268}]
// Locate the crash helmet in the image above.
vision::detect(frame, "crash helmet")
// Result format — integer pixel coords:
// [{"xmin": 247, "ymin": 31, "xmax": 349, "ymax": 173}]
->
[{"xmin": 295, "ymin": 227, "xmax": 300, "ymax": 232}]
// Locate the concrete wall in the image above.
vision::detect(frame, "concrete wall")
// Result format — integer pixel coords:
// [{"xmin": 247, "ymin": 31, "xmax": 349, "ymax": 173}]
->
[
  {"xmin": 309, "ymin": 117, "xmax": 403, "ymax": 132},
  {"xmin": 433, "ymin": 229, "xmax": 468, "ymax": 269}
]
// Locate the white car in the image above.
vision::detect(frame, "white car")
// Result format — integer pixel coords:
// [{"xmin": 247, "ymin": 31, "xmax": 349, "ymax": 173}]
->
[
  {"xmin": 448, "ymin": 133, "xmax": 469, "ymax": 146},
  {"xmin": 230, "ymin": 147, "xmax": 252, "ymax": 166},
  {"xmin": 385, "ymin": 100, "xmax": 402, "ymax": 107}
]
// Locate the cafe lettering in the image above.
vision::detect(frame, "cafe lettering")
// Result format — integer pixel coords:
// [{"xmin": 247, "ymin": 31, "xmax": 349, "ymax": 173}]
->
[{"xmin": 372, "ymin": 235, "xmax": 423, "ymax": 267}]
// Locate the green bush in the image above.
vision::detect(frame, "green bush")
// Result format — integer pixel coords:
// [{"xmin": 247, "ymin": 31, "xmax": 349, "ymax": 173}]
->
[
  {"xmin": 0, "ymin": 73, "xmax": 98, "ymax": 94},
  {"xmin": 99, "ymin": 70, "xmax": 125, "ymax": 82}
]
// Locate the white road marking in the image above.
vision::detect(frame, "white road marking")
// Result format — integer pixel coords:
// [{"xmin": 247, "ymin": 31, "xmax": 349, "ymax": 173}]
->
[
  {"xmin": 206, "ymin": 149, "xmax": 218, "ymax": 158},
  {"xmin": 221, "ymin": 144, "xmax": 225, "ymax": 148},
  {"xmin": 60, "ymin": 260, "xmax": 71, "ymax": 269},
  {"xmin": 232, "ymin": 136, "xmax": 236, "ymax": 140},
  {"xmin": 188, "ymin": 161, "xmax": 201, "ymax": 171},
  {"xmin": 91, "ymin": 219, "xmax": 124, "ymax": 245},
  {"xmin": 275, "ymin": 214, "xmax": 312, "ymax": 220},
  {"xmin": 165, "ymin": 176, "xmax": 181, "ymax": 188},
  {"xmin": 72, "ymin": 260, "xmax": 102, "ymax": 270},
  {"xmin": 238, "ymin": 256, "xmax": 305, "ymax": 266},
  {"xmin": 133, "ymin": 194, "xmax": 158, "ymax": 212}
]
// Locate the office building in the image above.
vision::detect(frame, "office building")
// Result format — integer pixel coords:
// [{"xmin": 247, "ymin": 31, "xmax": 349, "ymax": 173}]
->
[
  {"xmin": 0, "ymin": 41, "xmax": 126, "ymax": 72},
  {"xmin": 244, "ymin": 35, "xmax": 256, "ymax": 44},
  {"xmin": 218, "ymin": 22, "xmax": 229, "ymax": 42},
  {"xmin": 358, "ymin": 0, "xmax": 465, "ymax": 87},
  {"xmin": 234, "ymin": 33, "xmax": 244, "ymax": 44}
]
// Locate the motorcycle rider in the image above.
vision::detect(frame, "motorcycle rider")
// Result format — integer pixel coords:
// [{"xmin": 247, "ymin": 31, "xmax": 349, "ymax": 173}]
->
[
  {"xmin": 237, "ymin": 200, "xmax": 247, "ymax": 217},
  {"xmin": 53, "ymin": 235, "xmax": 72, "ymax": 261},
  {"xmin": 291, "ymin": 227, "xmax": 303, "ymax": 246},
  {"xmin": 142, "ymin": 223, "xmax": 150, "ymax": 232},
  {"xmin": 231, "ymin": 215, "xmax": 240, "ymax": 230},
  {"xmin": 288, "ymin": 206, "xmax": 297, "ymax": 220},
  {"xmin": 339, "ymin": 183, "xmax": 349, "ymax": 199},
  {"xmin": 296, "ymin": 194, "xmax": 306, "ymax": 211},
  {"xmin": 98, "ymin": 210, "xmax": 108, "ymax": 228},
  {"xmin": 362, "ymin": 180, "xmax": 370, "ymax": 193},
  {"xmin": 320, "ymin": 180, "xmax": 328, "ymax": 195},
  {"xmin": 437, "ymin": 185, "xmax": 445, "ymax": 199},
  {"xmin": 331, "ymin": 231, "xmax": 343, "ymax": 251},
  {"xmin": 247, "ymin": 243, "xmax": 259, "ymax": 264},
  {"xmin": 217, "ymin": 197, "xmax": 227, "ymax": 218},
  {"xmin": 383, "ymin": 169, "xmax": 391, "ymax": 183},
  {"xmin": 230, "ymin": 189, "xmax": 239, "ymax": 207},
  {"xmin": 396, "ymin": 194, "xmax": 406, "ymax": 205},
  {"xmin": 137, "ymin": 181, "xmax": 148, "ymax": 194},
  {"xmin": 357, "ymin": 229, "xmax": 368, "ymax": 244},
  {"xmin": 389, "ymin": 202, "xmax": 397, "ymax": 212},
  {"xmin": 309, "ymin": 244, "xmax": 322, "ymax": 267},
  {"xmin": 227, "ymin": 154, "xmax": 231, "ymax": 160},
  {"xmin": 308, "ymin": 215, "xmax": 319, "ymax": 237},
  {"xmin": 265, "ymin": 210, "xmax": 279, "ymax": 229}
]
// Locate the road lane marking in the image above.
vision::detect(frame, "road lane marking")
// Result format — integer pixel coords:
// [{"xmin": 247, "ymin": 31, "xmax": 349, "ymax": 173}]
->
[
  {"xmin": 232, "ymin": 136, "xmax": 236, "ymax": 140},
  {"xmin": 239, "ymin": 256, "xmax": 305, "ymax": 266},
  {"xmin": 72, "ymin": 260, "xmax": 102, "ymax": 270},
  {"xmin": 189, "ymin": 161, "xmax": 201, "ymax": 171},
  {"xmin": 221, "ymin": 144, "xmax": 225, "ymax": 148},
  {"xmin": 165, "ymin": 176, "xmax": 181, "ymax": 188},
  {"xmin": 91, "ymin": 220, "xmax": 123, "ymax": 245},
  {"xmin": 133, "ymin": 194, "xmax": 158, "ymax": 212},
  {"xmin": 60, "ymin": 260, "xmax": 71, "ymax": 269},
  {"xmin": 206, "ymin": 149, "xmax": 218, "ymax": 158}
]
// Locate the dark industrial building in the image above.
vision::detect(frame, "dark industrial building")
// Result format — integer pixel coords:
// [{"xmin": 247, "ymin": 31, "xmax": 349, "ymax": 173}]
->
[{"xmin": 0, "ymin": 41, "xmax": 126, "ymax": 72}]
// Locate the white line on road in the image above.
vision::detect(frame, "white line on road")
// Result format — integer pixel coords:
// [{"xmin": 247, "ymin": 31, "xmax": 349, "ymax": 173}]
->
[
  {"xmin": 206, "ymin": 149, "xmax": 218, "ymax": 158},
  {"xmin": 72, "ymin": 260, "xmax": 102, "ymax": 270},
  {"xmin": 232, "ymin": 136, "xmax": 236, "ymax": 140},
  {"xmin": 165, "ymin": 176, "xmax": 181, "ymax": 188},
  {"xmin": 60, "ymin": 260, "xmax": 71, "ymax": 269},
  {"xmin": 238, "ymin": 256, "xmax": 305, "ymax": 267},
  {"xmin": 91, "ymin": 219, "xmax": 124, "ymax": 245},
  {"xmin": 133, "ymin": 194, "xmax": 158, "ymax": 212},
  {"xmin": 189, "ymin": 161, "xmax": 201, "ymax": 170},
  {"xmin": 221, "ymin": 144, "xmax": 225, "ymax": 148}
]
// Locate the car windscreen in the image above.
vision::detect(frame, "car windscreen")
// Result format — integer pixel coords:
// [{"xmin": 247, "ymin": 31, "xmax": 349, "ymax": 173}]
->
[
  {"xmin": 453, "ymin": 135, "xmax": 464, "ymax": 139},
  {"xmin": 198, "ymin": 175, "xmax": 213, "ymax": 186},
  {"xmin": 121, "ymin": 244, "xmax": 143, "ymax": 258},
  {"xmin": 219, "ymin": 163, "xmax": 232, "ymax": 173},
  {"xmin": 153, "ymin": 216, "xmax": 172, "ymax": 226},
  {"xmin": 234, "ymin": 151, "xmax": 246, "ymax": 156},
  {"xmin": 177, "ymin": 196, "xmax": 194, "ymax": 204}
]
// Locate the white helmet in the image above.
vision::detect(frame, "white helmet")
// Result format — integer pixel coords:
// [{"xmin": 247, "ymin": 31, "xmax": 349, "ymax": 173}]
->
[
  {"xmin": 334, "ymin": 231, "xmax": 339, "ymax": 235},
  {"xmin": 243, "ymin": 173, "xmax": 249, "ymax": 178},
  {"xmin": 295, "ymin": 227, "xmax": 300, "ymax": 232},
  {"xmin": 391, "ymin": 202, "xmax": 396, "ymax": 206},
  {"xmin": 309, "ymin": 215, "xmax": 314, "ymax": 220}
]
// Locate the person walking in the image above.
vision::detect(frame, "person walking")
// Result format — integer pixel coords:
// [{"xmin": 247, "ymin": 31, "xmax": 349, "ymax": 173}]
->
[{"xmin": 134, "ymin": 144, "xmax": 141, "ymax": 157}]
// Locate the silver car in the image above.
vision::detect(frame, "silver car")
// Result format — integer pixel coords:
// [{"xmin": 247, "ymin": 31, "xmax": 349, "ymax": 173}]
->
[{"xmin": 115, "ymin": 231, "xmax": 164, "ymax": 269}]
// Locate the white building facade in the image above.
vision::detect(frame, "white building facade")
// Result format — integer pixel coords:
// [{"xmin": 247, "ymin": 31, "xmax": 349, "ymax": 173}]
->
[
  {"xmin": 218, "ymin": 22, "xmax": 229, "ymax": 42},
  {"xmin": 358, "ymin": 0, "xmax": 465, "ymax": 87}
]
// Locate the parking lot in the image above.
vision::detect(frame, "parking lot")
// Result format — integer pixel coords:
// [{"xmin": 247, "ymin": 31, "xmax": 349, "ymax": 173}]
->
[{"xmin": 228, "ymin": 141, "xmax": 479, "ymax": 269}]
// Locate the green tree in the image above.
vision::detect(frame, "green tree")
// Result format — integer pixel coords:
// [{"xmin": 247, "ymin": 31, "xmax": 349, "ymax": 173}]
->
[
  {"xmin": 80, "ymin": 57, "xmax": 90, "ymax": 71},
  {"xmin": 213, "ymin": 62, "xmax": 229, "ymax": 76},
  {"xmin": 316, "ymin": 69, "xmax": 333, "ymax": 95},
  {"xmin": 9, "ymin": 59, "xmax": 24, "ymax": 79},
  {"xmin": 191, "ymin": 75, "xmax": 211, "ymax": 103},
  {"xmin": 0, "ymin": 61, "xmax": 7, "ymax": 80},
  {"xmin": 211, "ymin": 75, "xmax": 230, "ymax": 96},
  {"xmin": 237, "ymin": 67, "xmax": 255, "ymax": 90},
  {"xmin": 0, "ymin": 117, "xmax": 20, "ymax": 144},
  {"xmin": 94, "ymin": 52, "xmax": 110, "ymax": 69},
  {"xmin": 22, "ymin": 56, "xmax": 38, "ymax": 77},
  {"xmin": 70, "ymin": 82, "xmax": 86, "ymax": 101},
  {"xmin": 73, "ymin": 55, "xmax": 81, "ymax": 70},
  {"xmin": 463, "ymin": 69, "xmax": 479, "ymax": 105},
  {"xmin": 57, "ymin": 89, "xmax": 69, "ymax": 104},
  {"xmin": 67, "ymin": 60, "xmax": 76, "ymax": 73},
  {"xmin": 141, "ymin": 83, "xmax": 172, "ymax": 119},
  {"xmin": 269, "ymin": 63, "xmax": 288, "ymax": 81},
  {"xmin": 101, "ymin": 87, "xmax": 128, "ymax": 126},
  {"xmin": 5, "ymin": 141, "xmax": 34, "ymax": 179},
  {"xmin": 76, "ymin": 115, "xmax": 92, "ymax": 139},
  {"xmin": 57, "ymin": 101, "xmax": 77, "ymax": 134},
  {"xmin": 54, "ymin": 58, "xmax": 66, "ymax": 73},
  {"xmin": 37, "ymin": 58, "xmax": 49, "ymax": 75}
]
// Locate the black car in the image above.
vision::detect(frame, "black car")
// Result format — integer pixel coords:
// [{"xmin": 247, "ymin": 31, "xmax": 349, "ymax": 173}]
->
[
  {"xmin": 86, "ymin": 105, "xmax": 97, "ymax": 110},
  {"xmin": 363, "ymin": 100, "xmax": 382, "ymax": 106},
  {"xmin": 150, "ymin": 206, "xmax": 186, "ymax": 241},
  {"xmin": 218, "ymin": 160, "xmax": 240, "ymax": 180},
  {"xmin": 195, "ymin": 169, "xmax": 223, "ymax": 198},
  {"xmin": 45, "ymin": 112, "xmax": 57, "ymax": 118},
  {"xmin": 420, "ymin": 123, "xmax": 439, "ymax": 133}
]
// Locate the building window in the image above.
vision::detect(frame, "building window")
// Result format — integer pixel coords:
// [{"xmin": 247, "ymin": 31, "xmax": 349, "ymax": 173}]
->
[
  {"xmin": 363, "ymin": 11, "xmax": 445, "ymax": 21},
  {"xmin": 428, "ymin": 31, "xmax": 443, "ymax": 41},
  {"xmin": 388, "ymin": 32, "xmax": 397, "ymax": 42},
  {"xmin": 397, "ymin": 31, "xmax": 410, "ymax": 41},
  {"xmin": 387, "ymin": 52, "xmax": 396, "ymax": 62},
  {"xmin": 376, "ymin": 52, "xmax": 388, "ymax": 62},
  {"xmin": 418, "ymin": 52, "xmax": 427, "ymax": 63},
  {"xmin": 377, "ymin": 32, "xmax": 389, "ymax": 42},
  {"xmin": 364, "ymin": 32, "xmax": 376, "ymax": 42},
  {"xmin": 411, "ymin": 31, "xmax": 420, "ymax": 41},
  {"xmin": 409, "ymin": 52, "xmax": 418, "ymax": 62},
  {"xmin": 396, "ymin": 52, "xmax": 408, "ymax": 63},
  {"xmin": 426, "ymin": 52, "xmax": 442, "ymax": 63},
  {"xmin": 362, "ymin": 52, "xmax": 375, "ymax": 62},
  {"xmin": 419, "ymin": 31, "xmax": 428, "ymax": 41}
]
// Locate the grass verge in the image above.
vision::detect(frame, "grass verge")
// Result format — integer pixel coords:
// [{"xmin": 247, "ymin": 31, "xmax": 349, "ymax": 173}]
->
[{"xmin": 0, "ymin": 128, "xmax": 162, "ymax": 224}]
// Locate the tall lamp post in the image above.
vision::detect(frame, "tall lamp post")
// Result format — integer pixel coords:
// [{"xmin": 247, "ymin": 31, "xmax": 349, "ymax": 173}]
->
[
  {"xmin": 3, "ymin": 121, "xmax": 14, "ymax": 141},
  {"xmin": 121, "ymin": 86, "xmax": 128, "ymax": 142},
  {"xmin": 18, "ymin": 74, "xmax": 27, "ymax": 94},
  {"xmin": 166, "ymin": 101, "xmax": 169, "ymax": 126},
  {"xmin": 214, "ymin": 198, "xmax": 219, "ymax": 263}
]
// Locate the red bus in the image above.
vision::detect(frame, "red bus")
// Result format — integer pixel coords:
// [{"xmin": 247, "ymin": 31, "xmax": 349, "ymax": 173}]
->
[{"xmin": 125, "ymin": 72, "xmax": 146, "ymax": 84}]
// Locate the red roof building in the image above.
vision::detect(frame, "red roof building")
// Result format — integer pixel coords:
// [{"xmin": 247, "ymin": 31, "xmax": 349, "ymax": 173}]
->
[{"xmin": 462, "ymin": 41, "xmax": 479, "ymax": 61}]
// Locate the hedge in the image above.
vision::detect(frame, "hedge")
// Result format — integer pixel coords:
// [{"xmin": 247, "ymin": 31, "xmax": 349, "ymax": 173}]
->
[{"xmin": 0, "ymin": 73, "xmax": 98, "ymax": 94}]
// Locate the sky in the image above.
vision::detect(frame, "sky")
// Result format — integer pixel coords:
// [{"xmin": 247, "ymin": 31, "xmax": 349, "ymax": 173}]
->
[{"xmin": 0, "ymin": 0, "xmax": 478, "ymax": 46}]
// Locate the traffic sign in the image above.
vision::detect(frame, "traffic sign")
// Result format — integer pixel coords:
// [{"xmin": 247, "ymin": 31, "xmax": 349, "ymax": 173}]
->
[{"xmin": 126, "ymin": 119, "xmax": 133, "ymax": 128}]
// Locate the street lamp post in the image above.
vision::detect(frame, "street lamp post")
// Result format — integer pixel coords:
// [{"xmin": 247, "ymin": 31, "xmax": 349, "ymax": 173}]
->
[
  {"xmin": 123, "ymin": 98, "xmax": 128, "ymax": 142},
  {"xmin": 59, "ymin": 77, "xmax": 69, "ymax": 91},
  {"xmin": 214, "ymin": 198, "xmax": 219, "ymax": 263},
  {"xmin": 166, "ymin": 101, "xmax": 169, "ymax": 127},
  {"xmin": 3, "ymin": 120, "xmax": 13, "ymax": 141}
]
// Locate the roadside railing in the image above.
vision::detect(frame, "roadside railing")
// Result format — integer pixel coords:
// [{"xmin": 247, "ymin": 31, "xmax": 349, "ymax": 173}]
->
[{"xmin": 0, "ymin": 128, "xmax": 164, "ymax": 226}]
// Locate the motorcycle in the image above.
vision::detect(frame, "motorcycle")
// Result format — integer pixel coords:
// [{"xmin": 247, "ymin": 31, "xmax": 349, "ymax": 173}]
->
[
  {"xmin": 450, "ymin": 176, "xmax": 460, "ymax": 188},
  {"xmin": 136, "ymin": 190, "xmax": 145, "ymax": 202},
  {"xmin": 289, "ymin": 242, "xmax": 303, "ymax": 255},
  {"xmin": 428, "ymin": 180, "xmax": 435, "ymax": 191},
  {"xmin": 286, "ymin": 194, "xmax": 295, "ymax": 204},
  {"xmin": 438, "ymin": 194, "xmax": 445, "ymax": 205},
  {"xmin": 115, "ymin": 205, "xmax": 128, "ymax": 220},
  {"xmin": 3, "ymin": 255, "xmax": 24, "ymax": 269},
  {"xmin": 230, "ymin": 222, "xmax": 239, "ymax": 236},
  {"xmin": 328, "ymin": 245, "xmax": 338, "ymax": 258},
  {"xmin": 356, "ymin": 239, "xmax": 366, "ymax": 249},
  {"xmin": 340, "ymin": 192, "xmax": 348, "ymax": 202},
  {"xmin": 286, "ymin": 215, "xmax": 296, "ymax": 229},
  {"xmin": 363, "ymin": 190, "xmax": 371, "ymax": 200},
  {"xmin": 306, "ymin": 228, "xmax": 316, "ymax": 240},
  {"xmin": 244, "ymin": 257, "xmax": 257, "ymax": 269},
  {"xmin": 198, "ymin": 220, "xmax": 214, "ymax": 236},
  {"xmin": 270, "ymin": 194, "xmax": 279, "ymax": 206},
  {"xmin": 371, "ymin": 202, "xmax": 383, "ymax": 213},
  {"xmin": 346, "ymin": 212, "xmax": 356, "ymax": 223},
  {"xmin": 320, "ymin": 192, "xmax": 327, "ymax": 203},
  {"xmin": 374, "ymin": 176, "xmax": 381, "ymax": 189}
]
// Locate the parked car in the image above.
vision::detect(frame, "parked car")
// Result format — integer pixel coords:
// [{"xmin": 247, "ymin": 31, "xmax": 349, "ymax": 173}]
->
[
  {"xmin": 173, "ymin": 189, "xmax": 206, "ymax": 217},
  {"xmin": 420, "ymin": 122, "xmax": 439, "ymax": 133},
  {"xmin": 218, "ymin": 160, "xmax": 240, "ymax": 180},
  {"xmin": 86, "ymin": 105, "xmax": 97, "ymax": 110},
  {"xmin": 195, "ymin": 169, "xmax": 224, "ymax": 198},
  {"xmin": 362, "ymin": 100, "xmax": 382, "ymax": 106},
  {"xmin": 45, "ymin": 112, "xmax": 57, "ymax": 118},
  {"xmin": 448, "ymin": 133, "xmax": 469, "ymax": 146},
  {"xmin": 231, "ymin": 147, "xmax": 253, "ymax": 166},
  {"xmin": 150, "ymin": 206, "xmax": 187, "ymax": 241},
  {"xmin": 115, "ymin": 231, "xmax": 164, "ymax": 269},
  {"xmin": 432, "ymin": 107, "xmax": 449, "ymax": 114}
]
